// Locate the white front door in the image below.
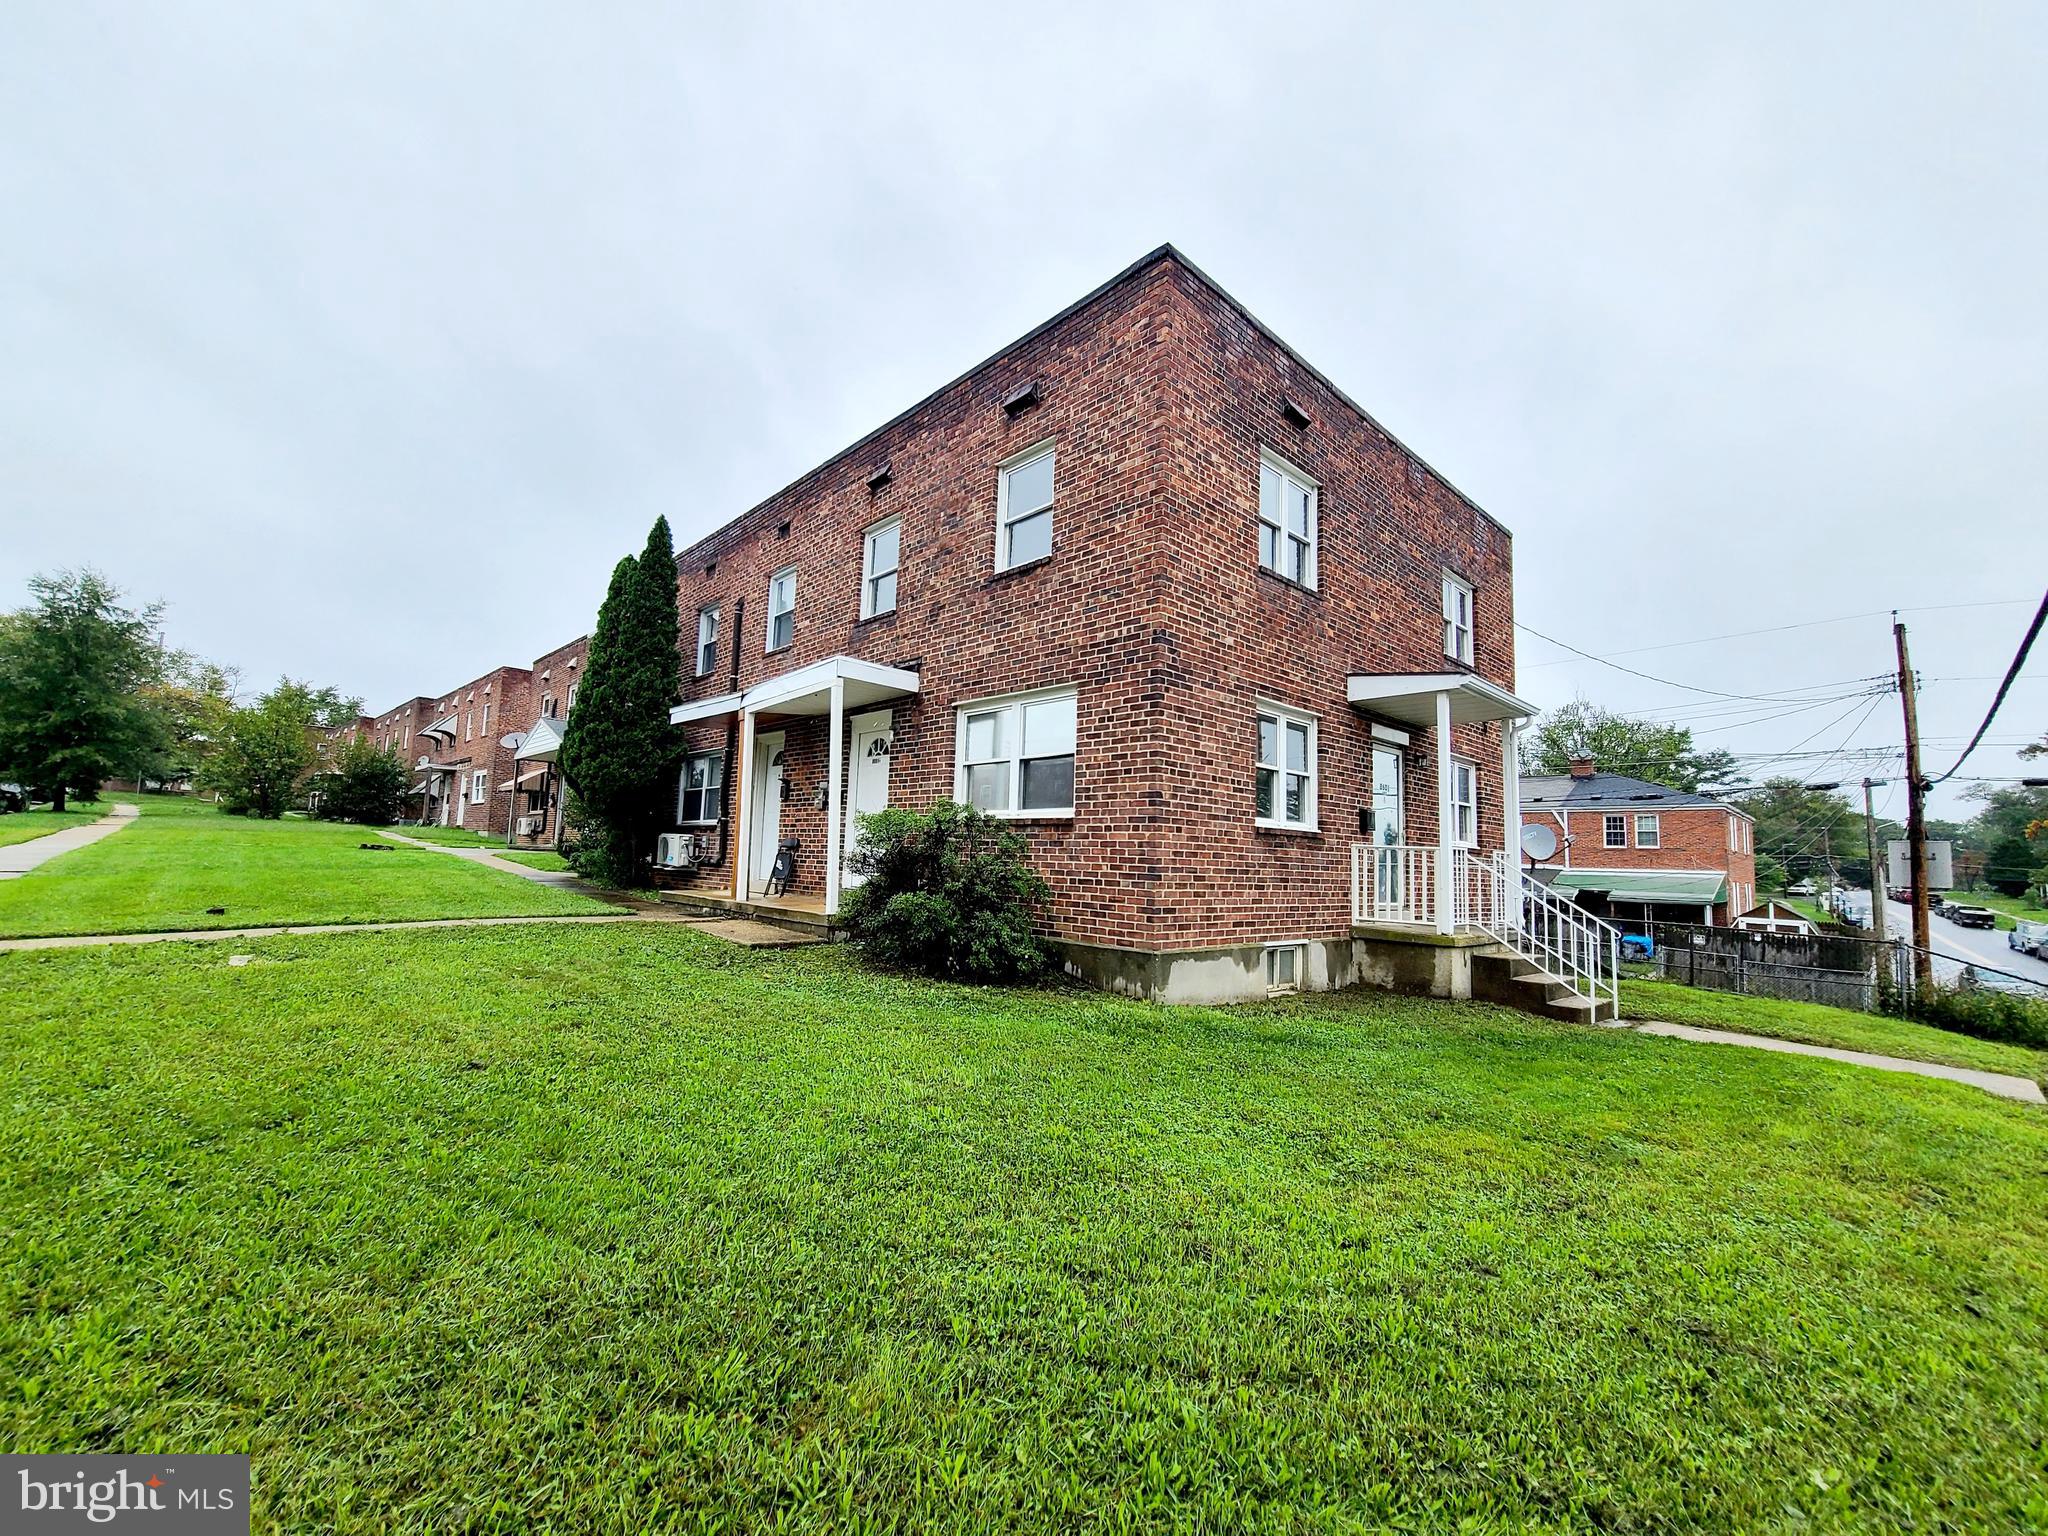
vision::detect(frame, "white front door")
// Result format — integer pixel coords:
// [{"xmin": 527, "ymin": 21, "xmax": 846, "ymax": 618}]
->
[
  {"xmin": 749, "ymin": 731, "xmax": 786, "ymax": 897},
  {"xmin": 1368, "ymin": 745, "xmax": 1405, "ymax": 915},
  {"xmin": 843, "ymin": 710, "xmax": 893, "ymax": 889}
]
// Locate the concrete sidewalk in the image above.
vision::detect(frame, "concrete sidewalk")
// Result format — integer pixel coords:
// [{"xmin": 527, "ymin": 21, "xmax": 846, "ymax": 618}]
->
[
  {"xmin": 0, "ymin": 803, "xmax": 139, "ymax": 879},
  {"xmin": 1624, "ymin": 1019, "xmax": 2046, "ymax": 1104}
]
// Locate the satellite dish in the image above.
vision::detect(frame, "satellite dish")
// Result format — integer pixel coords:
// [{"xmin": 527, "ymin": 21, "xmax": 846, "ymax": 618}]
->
[
  {"xmin": 1519, "ymin": 823, "xmax": 1559, "ymax": 860},
  {"xmin": 500, "ymin": 733, "xmax": 525, "ymax": 749}
]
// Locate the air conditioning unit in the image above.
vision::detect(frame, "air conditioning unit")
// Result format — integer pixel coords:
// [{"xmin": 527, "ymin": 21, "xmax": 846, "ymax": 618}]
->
[
  {"xmin": 515, "ymin": 815, "xmax": 543, "ymax": 836},
  {"xmin": 655, "ymin": 832, "xmax": 704, "ymax": 869}
]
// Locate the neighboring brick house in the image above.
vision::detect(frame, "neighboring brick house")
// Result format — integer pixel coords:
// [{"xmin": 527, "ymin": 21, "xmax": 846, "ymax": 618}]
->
[
  {"xmin": 360, "ymin": 669, "xmax": 534, "ymax": 836},
  {"xmin": 1520, "ymin": 757, "xmax": 1757, "ymax": 925},
  {"xmin": 653, "ymin": 245, "xmax": 1577, "ymax": 1005},
  {"xmin": 502, "ymin": 635, "xmax": 588, "ymax": 846}
]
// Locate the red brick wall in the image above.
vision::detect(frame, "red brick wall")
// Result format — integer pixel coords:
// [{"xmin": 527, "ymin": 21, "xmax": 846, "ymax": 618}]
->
[
  {"xmin": 662, "ymin": 249, "xmax": 1527, "ymax": 956},
  {"xmin": 1529, "ymin": 804, "xmax": 1758, "ymax": 923},
  {"xmin": 516, "ymin": 637, "xmax": 588, "ymax": 844}
]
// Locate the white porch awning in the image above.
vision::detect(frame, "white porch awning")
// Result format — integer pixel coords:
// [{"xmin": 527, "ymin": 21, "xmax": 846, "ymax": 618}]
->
[
  {"xmin": 419, "ymin": 714, "xmax": 459, "ymax": 740},
  {"xmin": 1346, "ymin": 673, "xmax": 1538, "ymax": 727},
  {"xmin": 497, "ymin": 767, "xmax": 550, "ymax": 791},
  {"xmin": 670, "ymin": 654, "xmax": 921, "ymax": 725},
  {"xmin": 514, "ymin": 714, "xmax": 567, "ymax": 763}
]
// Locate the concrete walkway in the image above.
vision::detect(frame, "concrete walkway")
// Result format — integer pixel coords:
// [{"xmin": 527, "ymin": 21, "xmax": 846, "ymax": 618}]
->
[
  {"xmin": 376, "ymin": 827, "xmax": 579, "ymax": 884},
  {"xmin": 0, "ymin": 803, "xmax": 138, "ymax": 879},
  {"xmin": 1623, "ymin": 1019, "xmax": 2046, "ymax": 1104},
  {"xmin": 0, "ymin": 910, "xmax": 678, "ymax": 953}
]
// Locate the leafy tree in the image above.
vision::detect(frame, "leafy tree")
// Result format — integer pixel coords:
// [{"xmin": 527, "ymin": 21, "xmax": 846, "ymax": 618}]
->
[
  {"xmin": 0, "ymin": 569, "xmax": 167, "ymax": 810},
  {"xmin": 310, "ymin": 735, "xmax": 408, "ymax": 825},
  {"xmin": 1732, "ymin": 778, "xmax": 1862, "ymax": 887},
  {"xmin": 1984, "ymin": 833, "xmax": 2039, "ymax": 898},
  {"xmin": 839, "ymin": 801, "xmax": 1052, "ymax": 982},
  {"xmin": 1523, "ymin": 697, "xmax": 1745, "ymax": 792},
  {"xmin": 199, "ymin": 679, "xmax": 326, "ymax": 818},
  {"xmin": 559, "ymin": 517, "xmax": 684, "ymax": 882},
  {"xmin": 136, "ymin": 654, "xmax": 240, "ymax": 788}
]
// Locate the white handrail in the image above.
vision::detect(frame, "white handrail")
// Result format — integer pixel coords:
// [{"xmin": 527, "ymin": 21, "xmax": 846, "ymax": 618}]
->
[{"xmin": 1461, "ymin": 849, "xmax": 1619, "ymax": 1013}]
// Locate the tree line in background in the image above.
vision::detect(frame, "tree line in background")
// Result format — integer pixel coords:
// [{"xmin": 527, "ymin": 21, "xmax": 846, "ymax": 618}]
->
[
  {"xmin": 1525, "ymin": 695, "xmax": 2048, "ymax": 900},
  {"xmin": 0, "ymin": 567, "xmax": 404, "ymax": 823}
]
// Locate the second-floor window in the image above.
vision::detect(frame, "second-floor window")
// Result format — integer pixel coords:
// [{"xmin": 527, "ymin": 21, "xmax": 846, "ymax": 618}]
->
[
  {"xmin": 1443, "ymin": 573, "xmax": 1474, "ymax": 665},
  {"xmin": 566, "ymin": 682, "xmax": 577, "ymax": 712},
  {"xmin": 1604, "ymin": 814, "xmax": 1627, "ymax": 848},
  {"xmin": 696, "ymin": 607, "xmax": 719, "ymax": 677},
  {"xmin": 766, "ymin": 568, "xmax": 796, "ymax": 652},
  {"xmin": 862, "ymin": 516, "xmax": 901, "ymax": 619},
  {"xmin": 1636, "ymin": 814, "xmax": 1660, "ymax": 849},
  {"xmin": 1258, "ymin": 450, "xmax": 1317, "ymax": 588},
  {"xmin": 996, "ymin": 443, "xmax": 1055, "ymax": 571},
  {"xmin": 481, "ymin": 703, "xmax": 491, "ymax": 735}
]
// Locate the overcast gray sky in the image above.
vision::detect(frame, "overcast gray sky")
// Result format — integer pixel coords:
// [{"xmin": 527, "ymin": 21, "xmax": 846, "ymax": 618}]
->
[{"xmin": 3, "ymin": 2, "xmax": 2040, "ymax": 819}]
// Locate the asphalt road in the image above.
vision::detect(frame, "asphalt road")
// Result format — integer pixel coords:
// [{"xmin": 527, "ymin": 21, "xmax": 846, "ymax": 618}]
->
[{"xmin": 1838, "ymin": 888, "xmax": 2048, "ymax": 992}]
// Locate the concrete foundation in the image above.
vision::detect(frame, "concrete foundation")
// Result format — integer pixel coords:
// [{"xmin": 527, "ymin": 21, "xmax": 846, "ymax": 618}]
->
[{"xmin": 1054, "ymin": 925, "xmax": 1502, "ymax": 1006}]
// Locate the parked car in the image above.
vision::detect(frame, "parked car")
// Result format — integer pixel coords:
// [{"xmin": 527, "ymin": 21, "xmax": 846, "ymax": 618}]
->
[
  {"xmin": 2010, "ymin": 919, "xmax": 2048, "ymax": 959},
  {"xmin": 1786, "ymin": 879, "xmax": 1818, "ymax": 897},
  {"xmin": 1934, "ymin": 897, "xmax": 1957, "ymax": 918},
  {"xmin": 1945, "ymin": 905, "xmax": 1997, "ymax": 929},
  {"xmin": 0, "ymin": 783, "xmax": 23, "ymax": 814},
  {"xmin": 1886, "ymin": 886, "xmax": 1912, "ymax": 904}
]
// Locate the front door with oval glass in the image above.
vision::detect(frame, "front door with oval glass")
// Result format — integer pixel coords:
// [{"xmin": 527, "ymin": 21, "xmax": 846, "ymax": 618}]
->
[{"xmin": 843, "ymin": 710, "xmax": 893, "ymax": 890}]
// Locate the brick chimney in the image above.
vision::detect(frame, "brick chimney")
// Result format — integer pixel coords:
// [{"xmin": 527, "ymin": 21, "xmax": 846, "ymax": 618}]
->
[{"xmin": 1568, "ymin": 755, "xmax": 1597, "ymax": 779}]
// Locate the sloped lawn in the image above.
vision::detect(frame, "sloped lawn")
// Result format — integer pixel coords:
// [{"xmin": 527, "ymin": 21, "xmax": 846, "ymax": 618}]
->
[
  {"xmin": 0, "ymin": 800, "xmax": 616, "ymax": 936},
  {"xmin": 3, "ymin": 925, "xmax": 2045, "ymax": 1532}
]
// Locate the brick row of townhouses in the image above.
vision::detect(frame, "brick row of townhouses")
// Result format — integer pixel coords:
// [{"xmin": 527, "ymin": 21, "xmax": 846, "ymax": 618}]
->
[
  {"xmin": 340, "ymin": 246, "xmax": 1758, "ymax": 1007},
  {"xmin": 353, "ymin": 639, "xmax": 586, "ymax": 843}
]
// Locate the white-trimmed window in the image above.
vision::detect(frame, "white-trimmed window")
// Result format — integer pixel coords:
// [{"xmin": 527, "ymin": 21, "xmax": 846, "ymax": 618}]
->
[
  {"xmin": 765, "ymin": 567, "xmax": 796, "ymax": 652},
  {"xmin": 956, "ymin": 687, "xmax": 1076, "ymax": 817},
  {"xmin": 1255, "ymin": 703, "xmax": 1318, "ymax": 830},
  {"xmin": 1636, "ymin": 813, "xmax": 1661, "ymax": 849},
  {"xmin": 1258, "ymin": 450, "xmax": 1317, "ymax": 587},
  {"xmin": 861, "ymin": 516, "xmax": 901, "ymax": 618},
  {"xmin": 1604, "ymin": 814, "xmax": 1627, "ymax": 848},
  {"xmin": 677, "ymin": 751, "xmax": 724, "ymax": 825},
  {"xmin": 464, "ymin": 711, "xmax": 474, "ymax": 742},
  {"xmin": 696, "ymin": 607, "xmax": 719, "ymax": 677},
  {"xmin": 1265, "ymin": 942, "xmax": 1305, "ymax": 995},
  {"xmin": 481, "ymin": 703, "xmax": 491, "ymax": 736},
  {"xmin": 1452, "ymin": 758, "xmax": 1478, "ymax": 847},
  {"xmin": 1443, "ymin": 573, "xmax": 1474, "ymax": 665},
  {"xmin": 995, "ymin": 442, "xmax": 1055, "ymax": 571},
  {"xmin": 566, "ymin": 682, "xmax": 578, "ymax": 713},
  {"xmin": 1728, "ymin": 816, "xmax": 1738, "ymax": 852},
  {"xmin": 541, "ymin": 691, "xmax": 555, "ymax": 719},
  {"xmin": 470, "ymin": 770, "xmax": 488, "ymax": 803}
]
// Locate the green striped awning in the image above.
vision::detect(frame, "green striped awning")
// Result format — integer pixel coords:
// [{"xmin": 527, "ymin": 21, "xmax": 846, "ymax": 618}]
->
[{"xmin": 1549, "ymin": 870, "xmax": 1728, "ymax": 904}]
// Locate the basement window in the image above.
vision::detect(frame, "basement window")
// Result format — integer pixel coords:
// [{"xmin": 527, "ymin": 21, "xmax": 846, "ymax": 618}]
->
[{"xmin": 1265, "ymin": 942, "xmax": 1305, "ymax": 995}]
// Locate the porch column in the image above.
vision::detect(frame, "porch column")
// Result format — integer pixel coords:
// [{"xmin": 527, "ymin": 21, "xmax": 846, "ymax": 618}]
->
[
  {"xmin": 1501, "ymin": 720, "xmax": 1522, "ymax": 931},
  {"xmin": 1435, "ymin": 689, "xmax": 1456, "ymax": 935},
  {"xmin": 824, "ymin": 678, "xmax": 846, "ymax": 916},
  {"xmin": 733, "ymin": 709, "xmax": 756, "ymax": 901}
]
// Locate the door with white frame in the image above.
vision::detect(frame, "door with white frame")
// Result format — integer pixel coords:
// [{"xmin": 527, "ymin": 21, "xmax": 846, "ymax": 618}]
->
[
  {"xmin": 748, "ymin": 730, "xmax": 786, "ymax": 897},
  {"xmin": 1367, "ymin": 746, "xmax": 1405, "ymax": 914},
  {"xmin": 842, "ymin": 710, "xmax": 894, "ymax": 890}
]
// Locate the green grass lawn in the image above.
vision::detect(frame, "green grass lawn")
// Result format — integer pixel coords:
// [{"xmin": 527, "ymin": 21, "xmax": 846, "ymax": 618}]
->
[
  {"xmin": 0, "ymin": 802, "xmax": 618, "ymax": 937},
  {"xmin": 0, "ymin": 802, "xmax": 114, "ymax": 849},
  {"xmin": 4, "ymin": 926, "xmax": 2045, "ymax": 1532},
  {"xmin": 1621, "ymin": 978, "xmax": 2048, "ymax": 1086},
  {"xmin": 497, "ymin": 848, "xmax": 571, "ymax": 872},
  {"xmin": 380, "ymin": 823, "xmax": 508, "ymax": 849}
]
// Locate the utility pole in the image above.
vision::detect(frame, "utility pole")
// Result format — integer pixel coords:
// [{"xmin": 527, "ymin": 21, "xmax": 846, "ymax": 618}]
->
[
  {"xmin": 1894, "ymin": 615, "xmax": 1931, "ymax": 993},
  {"xmin": 1861, "ymin": 778, "xmax": 1886, "ymax": 948}
]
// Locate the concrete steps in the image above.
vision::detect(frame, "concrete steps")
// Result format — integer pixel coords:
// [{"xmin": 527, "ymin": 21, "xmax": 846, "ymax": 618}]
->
[
  {"xmin": 664, "ymin": 892, "xmax": 839, "ymax": 940},
  {"xmin": 1471, "ymin": 949, "xmax": 1618, "ymax": 1025}
]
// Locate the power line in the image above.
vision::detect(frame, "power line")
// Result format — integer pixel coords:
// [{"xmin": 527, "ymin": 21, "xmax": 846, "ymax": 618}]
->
[
  {"xmin": 1519, "ymin": 597, "xmax": 2035, "ymax": 668},
  {"xmin": 1928, "ymin": 587, "xmax": 2048, "ymax": 786},
  {"xmin": 1516, "ymin": 621, "xmax": 1882, "ymax": 703}
]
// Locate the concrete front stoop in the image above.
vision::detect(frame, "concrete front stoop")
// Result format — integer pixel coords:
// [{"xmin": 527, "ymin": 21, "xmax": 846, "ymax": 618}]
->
[
  {"xmin": 664, "ymin": 890, "xmax": 840, "ymax": 941},
  {"xmin": 1471, "ymin": 947, "xmax": 1619, "ymax": 1025}
]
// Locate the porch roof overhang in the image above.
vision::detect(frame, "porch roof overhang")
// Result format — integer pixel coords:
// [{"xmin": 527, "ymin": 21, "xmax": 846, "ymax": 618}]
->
[
  {"xmin": 670, "ymin": 654, "xmax": 921, "ymax": 726},
  {"xmin": 1550, "ymin": 869, "xmax": 1729, "ymax": 904},
  {"xmin": 514, "ymin": 714, "xmax": 566, "ymax": 763},
  {"xmin": 1346, "ymin": 672, "xmax": 1539, "ymax": 728},
  {"xmin": 498, "ymin": 766, "xmax": 550, "ymax": 791},
  {"xmin": 419, "ymin": 715, "xmax": 459, "ymax": 740}
]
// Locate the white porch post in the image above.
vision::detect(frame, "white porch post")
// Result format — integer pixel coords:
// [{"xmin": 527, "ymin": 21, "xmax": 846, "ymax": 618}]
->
[
  {"xmin": 1435, "ymin": 688, "xmax": 1456, "ymax": 935},
  {"xmin": 733, "ymin": 708, "xmax": 755, "ymax": 901},
  {"xmin": 824, "ymin": 678, "xmax": 846, "ymax": 916},
  {"xmin": 1501, "ymin": 720, "xmax": 1523, "ymax": 931}
]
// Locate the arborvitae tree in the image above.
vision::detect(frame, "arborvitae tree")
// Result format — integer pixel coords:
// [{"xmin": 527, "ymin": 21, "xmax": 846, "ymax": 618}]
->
[{"xmin": 0, "ymin": 568, "xmax": 166, "ymax": 810}]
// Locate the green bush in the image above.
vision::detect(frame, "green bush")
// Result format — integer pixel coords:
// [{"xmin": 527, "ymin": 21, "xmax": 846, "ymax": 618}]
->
[
  {"xmin": 839, "ymin": 801, "xmax": 1051, "ymax": 983},
  {"xmin": 561, "ymin": 791, "xmax": 636, "ymax": 888},
  {"xmin": 1892, "ymin": 983, "xmax": 2048, "ymax": 1050},
  {"xmin": 310, "ymin": 737, "xmax": 408, "ymax": 825}
]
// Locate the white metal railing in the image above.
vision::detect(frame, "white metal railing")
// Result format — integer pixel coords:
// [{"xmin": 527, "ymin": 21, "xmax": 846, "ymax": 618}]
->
[
  {"xmin": 1350, "ymin": 845, "xmax": 1620, "ymax": 1013},
  {"xmin": 1351, "ymin": 842, "xmax": 1436, "ymax": 926}
]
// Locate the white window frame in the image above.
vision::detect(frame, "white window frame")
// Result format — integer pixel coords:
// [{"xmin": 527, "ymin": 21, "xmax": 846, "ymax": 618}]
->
[
  {"xmin": 1636, "ymin": 813, "xmax": 1661, "ymax": 849},
  {"xmin": 1442, "ymin": 572, "xmax": 1475, "ymax": 665},
  {"xmin": 481, "ymin": 703, "xmax": 491, "ymax": 736},
  {"xmin": 1254, "ymin": 701, "xmax": 1319, "ymax": 832},
  {"xmin": 697, "ymin": 606, "xmax": 719, "ymax": 677},
  {"xmin": 765, "ymin": 567, "xmax": 796, "ymax": 652},
  {"xmin": 953, "ymin": 685, "xmax": 1077, "ymax": 819},
  {"xmin": 861, "ymin": 515, "xmax": 901, "ymax": 619},
  {"xmin": 566, "ymin": 682, "xmax": 577, "ymax": 712},
  {"xmin": 676, "ymin": 750, "xmax": 724, "ymax": 826},
  {"xmin": 470, "ymin": 770, "xmax": 488, "ymax": 803},
  {"xmin": 1729, "ymin": 816, "xmax": 1738, "ymax": 852},
  {"xmin": 994, "ymin": 441, "xmax": 1056, "ymax": 572},
  {"xmin": 1264, "ymin": 941, "xmax": 1306, "ymax": 996},
  {"xmin": 1604, "ymin": 814, "xmax": 1628, "ymax": 848},
  {"xmin": 1451, "ymin": 757, "xmax": 1478, "ymax": 848},
  {"xmin": 541, "ymin": 691, "xmax": 554, "ymax": 719},
  {"xmin": 1257, "ymin": 448, "xmax": 1318, "ymax": 589}
]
